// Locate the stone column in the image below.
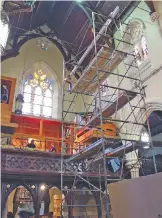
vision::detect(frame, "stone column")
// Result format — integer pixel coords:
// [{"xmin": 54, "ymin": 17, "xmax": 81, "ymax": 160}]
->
[{"xmin": 126, "ymin": 150, "xmax": 140, "ymax": 178}]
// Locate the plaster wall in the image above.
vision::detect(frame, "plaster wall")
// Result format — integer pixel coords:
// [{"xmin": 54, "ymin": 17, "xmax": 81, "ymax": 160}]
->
[{"xmin": 1, "ymin": 38, "xmax": 87, "ymax": 121}]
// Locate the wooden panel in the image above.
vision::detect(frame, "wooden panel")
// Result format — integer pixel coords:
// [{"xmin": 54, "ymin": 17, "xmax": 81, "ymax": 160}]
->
[
  {"xmin": 108, "ymin": 173, "xmax": 162, "ymax": 218},
  {"xmin": 11, "ymin": 114, "xmax": 74, "ymax": 153},
  {"xmin": 76, "ymin": 123, "xmax": 117, "ymax": 144}
]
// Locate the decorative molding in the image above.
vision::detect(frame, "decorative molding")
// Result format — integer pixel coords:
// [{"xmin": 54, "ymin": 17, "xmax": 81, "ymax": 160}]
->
[{"xmin": 1, "ymin": 148, "xmax": 117, "ymax": 178}]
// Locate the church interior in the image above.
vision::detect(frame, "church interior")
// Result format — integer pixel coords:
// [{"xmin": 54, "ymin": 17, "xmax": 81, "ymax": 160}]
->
[{"xmin": 1, "ymin": 1, "xmax": 162, "ymax": 218}]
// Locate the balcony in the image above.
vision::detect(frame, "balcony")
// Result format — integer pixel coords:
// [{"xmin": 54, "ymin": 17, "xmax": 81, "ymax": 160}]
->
[{"xmin": 1, "ymin": 146, "xmax": 120, "ymax": 183}]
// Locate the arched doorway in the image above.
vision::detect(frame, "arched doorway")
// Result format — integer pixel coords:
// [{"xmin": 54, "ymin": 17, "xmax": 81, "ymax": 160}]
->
[
  {"xmin": 48, "ymin": 186, "xmax": 68, "ymax": 218},
  {"xmin": 139, "ymin": 110, "xmax": 162, "ymax": 175},
  {"xmin": 5, "ymin": 186, "xmax": 34, "ymax": 218},
  {"xmin": 72, "ymin": 187, "xmax": 98, "ymax": 218}
]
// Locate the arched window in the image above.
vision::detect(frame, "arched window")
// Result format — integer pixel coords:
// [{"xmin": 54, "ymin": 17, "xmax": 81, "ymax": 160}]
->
[
  {"xmin": 124, "ymin": 19, "xmax": 149, "ymax": 66},
  {"xmin": 22, "ymin": 70, "xmax": 53, "ymax": 117}
]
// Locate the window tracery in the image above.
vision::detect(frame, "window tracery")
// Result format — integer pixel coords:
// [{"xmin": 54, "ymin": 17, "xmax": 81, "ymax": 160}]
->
[
  {"xmin": 22, "ymin": 70, "xmax": 53, "ymax": 117},
  {"xmin": 124, "ymin": 19, "xmax": 149, "ymax": 66}
]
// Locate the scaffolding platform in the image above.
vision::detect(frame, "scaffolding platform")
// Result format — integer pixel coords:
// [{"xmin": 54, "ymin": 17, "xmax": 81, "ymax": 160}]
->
[
  {"xmin": 67, "ymin": 136, "xmax": 121, "ymax": 162},
  {"xmin": 71, "ymin": 47, "xmax": 127, "ymax": 93},
  {"xmin": 76, "ymin": 123, "xmax": 117, "ymax": 144},
  {"xmin": 86, "ymin": 90, "xmax": 137, "ymax": 127}
]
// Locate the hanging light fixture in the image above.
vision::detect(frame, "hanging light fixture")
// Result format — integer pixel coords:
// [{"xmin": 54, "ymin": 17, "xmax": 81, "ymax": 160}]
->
[{"xmin": 0, "ymin": 10, "xmax": 10, "ymax": 55}]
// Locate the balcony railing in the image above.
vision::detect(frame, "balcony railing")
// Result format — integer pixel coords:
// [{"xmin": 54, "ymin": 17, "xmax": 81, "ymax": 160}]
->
[{"xmin": 1, "ymin": 146, "xmax": 120, "ymax": 180}]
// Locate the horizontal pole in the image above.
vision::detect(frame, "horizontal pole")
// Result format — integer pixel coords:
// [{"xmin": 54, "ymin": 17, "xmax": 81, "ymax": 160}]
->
[
  {"xmin": 101, "ymin": 84, "xmax": 144, "ymax": 95},
  {"xmin": 91, "ymin": 67, "xmax": 140, "ymax": 81},
  {"xmin": 103, "ymin": 117, "xmax": 146, "ymax": 126}
]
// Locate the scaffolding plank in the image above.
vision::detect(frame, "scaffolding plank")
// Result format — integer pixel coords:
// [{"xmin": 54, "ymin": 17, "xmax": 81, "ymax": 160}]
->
[
  {"xmin": 72, "ymin": 47, "xmax": 126, "ymax": 93},
  {"xmin": 87, "ymin": 90, "xmax": 137, "ymax": 127},
  {"xmin": 66, "ymin": 137, "xmax": 121, "ymax": 162}
]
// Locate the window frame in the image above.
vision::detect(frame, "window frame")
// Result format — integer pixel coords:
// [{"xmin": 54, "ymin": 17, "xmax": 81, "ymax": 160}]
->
[{"xmin": 22, "ymin": 72, "xmax": 53, "ymax": 118}]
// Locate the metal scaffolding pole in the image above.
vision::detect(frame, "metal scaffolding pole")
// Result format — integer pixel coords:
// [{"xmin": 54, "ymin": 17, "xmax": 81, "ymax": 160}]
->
[{"xmin": 92, "ymin": 11, "xmax": 110, "ymax": 218}]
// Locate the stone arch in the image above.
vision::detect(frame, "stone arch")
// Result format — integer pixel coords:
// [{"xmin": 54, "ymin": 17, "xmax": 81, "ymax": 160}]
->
[
  {"xmin": 3, "ymin": 184, "xmax": 35, "ymax": 218},
  {"xmin": 20, "ymin": 61, "xmax": 61, "ymax": 119},
  {"xmin": 124, "ymin": 101, "xmax": 162, "ymax": 176},
  {"xmin": 1, "ymin": 35, "xmax": 69, "ymax": 63},
  {"xmin": 47, "ymin": 186, "xmax": 68, "ymax": 218},
  {"xmin": 131, "ymin": 100, "xmax": 162, "ymax": 137}
]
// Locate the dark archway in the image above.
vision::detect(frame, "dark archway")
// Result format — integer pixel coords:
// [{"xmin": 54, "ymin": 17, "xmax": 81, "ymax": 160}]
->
[
  {"xmin": 3, "ymin": 185, "xmax": 35, "ymax": 218},
  {"xmin": 139, "ymin": 110, "xmax": 162, "ymax": 176}
]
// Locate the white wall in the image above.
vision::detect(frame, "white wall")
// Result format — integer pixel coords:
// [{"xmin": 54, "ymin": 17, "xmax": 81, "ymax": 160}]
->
[
  {"xmin": 1, "ymin": 38, "xmax": 88, "ymax": 121},
  {"xmin": 112, "ymin": 2, "xmax": 162, "ymax": 172}
]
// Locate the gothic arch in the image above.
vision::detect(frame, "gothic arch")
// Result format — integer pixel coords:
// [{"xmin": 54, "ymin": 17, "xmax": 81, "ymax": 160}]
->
[
  {"xmin": 132, "ymin": 100, "xmax": 162, "ymax": 137},
  {"xmin": 1, "ymin": 183, "xmax": 36, "ymax": 217}
]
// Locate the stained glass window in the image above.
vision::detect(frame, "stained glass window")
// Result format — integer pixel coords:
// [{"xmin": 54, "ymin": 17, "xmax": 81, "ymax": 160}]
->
[{"xmin": 22, "ymin": 70, "xmax": 53, "ymax": 117}]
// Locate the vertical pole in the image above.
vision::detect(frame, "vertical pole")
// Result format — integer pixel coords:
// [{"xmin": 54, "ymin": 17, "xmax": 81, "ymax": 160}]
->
[
  {"xmin": 92, "ymin": 12, "xmax": 109, "ymax": 218},
  {"xmin": 99, "ymin": 164, "xmax": 102, "ymax": 218},
  {"xmin": 61, "ymin": 59, "xmax": 66, "ymax": 217}
]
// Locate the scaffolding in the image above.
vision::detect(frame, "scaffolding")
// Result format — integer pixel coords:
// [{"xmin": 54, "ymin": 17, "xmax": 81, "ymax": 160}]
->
[{"xmin": 60, "ymin": 6, "xmax": 157, "ymax": 218}]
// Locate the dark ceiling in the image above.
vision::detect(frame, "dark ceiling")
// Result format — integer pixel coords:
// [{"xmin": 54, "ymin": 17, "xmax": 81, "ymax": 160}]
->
[{"xmin": 3, "ymin": 0, "xmax": 140, "ymax": 65}]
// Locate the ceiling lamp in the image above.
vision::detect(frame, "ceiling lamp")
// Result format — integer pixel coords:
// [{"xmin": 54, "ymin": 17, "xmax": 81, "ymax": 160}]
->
[
  {"xmin": 37, "ymin": 38, "xmax": 49, "ymax": 51},
  {"xmin": 0, "ymin": 10, "xmax": 10, "ymax": 55},
  {"xmin": 40, "ymin": 184, "xmax": 46, "ymax": 191}
]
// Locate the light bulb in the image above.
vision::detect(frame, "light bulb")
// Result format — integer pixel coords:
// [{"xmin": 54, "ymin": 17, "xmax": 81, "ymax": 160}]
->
[{"xmin": 40, "ymin": 184, "xmax": 46, "ymax": 191}]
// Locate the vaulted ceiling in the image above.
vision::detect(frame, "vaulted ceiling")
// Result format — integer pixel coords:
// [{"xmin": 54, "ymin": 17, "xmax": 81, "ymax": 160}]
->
[{"xmin": 2, "ymin": 1, "xmax": 141, "ymax": 64}]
